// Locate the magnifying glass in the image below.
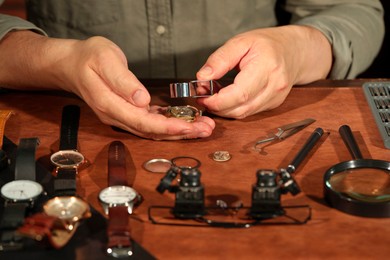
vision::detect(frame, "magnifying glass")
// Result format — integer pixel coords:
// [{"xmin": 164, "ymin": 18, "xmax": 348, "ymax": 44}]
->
[{"xmin": 324, "ymin": 125, "xmax": 390, "ymax": 218}]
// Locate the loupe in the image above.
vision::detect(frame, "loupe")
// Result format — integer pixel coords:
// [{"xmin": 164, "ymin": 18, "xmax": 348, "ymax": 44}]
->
[
  {"xmin": 170, "ymin": 80, "xmax": 223, "ymax": 98},
  {"xmin": 324, "ymin": 125, "xmax": 390, "ymax": 217}
]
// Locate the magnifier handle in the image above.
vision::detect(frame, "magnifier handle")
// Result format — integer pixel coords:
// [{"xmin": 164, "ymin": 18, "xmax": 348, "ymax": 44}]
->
[
  {"xmin": 339, "ymin": 125, "xmax": 363, "ymax": 159},
  {"xmin": 287, "ymin": 127, "xmax": 324, "ymax": 173}
]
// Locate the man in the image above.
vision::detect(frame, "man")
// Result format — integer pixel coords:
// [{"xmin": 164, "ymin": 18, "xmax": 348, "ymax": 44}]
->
[{"xmin": 0, "ymin": 0, "xmax": 385, "ymax": 140}]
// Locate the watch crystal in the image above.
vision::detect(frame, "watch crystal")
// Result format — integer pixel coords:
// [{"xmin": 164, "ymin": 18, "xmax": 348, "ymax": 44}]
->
[
  {"xmin": 1, "ymin": 180, "xmax": 43, "ymax": 201},
  {"xmin": 99, "ymin": 185, "xmax": 138, "ymax": 205},
  {"xmin": 50, "ymin": 150, "xmax": 84, "ymax": 168}
]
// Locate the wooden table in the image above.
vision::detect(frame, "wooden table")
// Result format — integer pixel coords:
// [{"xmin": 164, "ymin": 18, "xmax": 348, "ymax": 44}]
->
[{"xmin": 1, "ymin": 79, "xmax": 389, "ymax": 259}]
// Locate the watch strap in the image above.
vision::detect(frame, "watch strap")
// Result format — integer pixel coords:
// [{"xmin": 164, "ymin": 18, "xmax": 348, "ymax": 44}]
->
[
  {"xmin": 107, "ymin": 206, "xmax": 132, "ymax": 255},
  {"xmin": 14, "ymin": 137, "xmax": 40, "ymax": 181},
  {"xmin": 59, "ymin": 105, "xmax": 80, "ymax": 150},
  {"xmin": 0, "ymin": 110, "xmax": 14, "ymax": 149},
  {"xmin": 0, "ymin": 202, "xmax": 29, "ymax": 249},
  {"xmin": 54, "ymin": 168, "xmax": 77, "ymax": 196},
  {"xmin": 108, "ymin": 141, "xmax": 128, "ymax": 186},
  {"xmin": 17, "ymin": 213, "xmax": 77, "ymax": 249}
]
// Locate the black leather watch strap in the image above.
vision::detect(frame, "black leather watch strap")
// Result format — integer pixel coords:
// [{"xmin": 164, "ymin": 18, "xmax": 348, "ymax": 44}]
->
[
  {"xmin": 0, "ymin": 202, "xmax": 28, "ymax": 249},
  {"xmin": 14, "ymin": 138, "xmax": 39, "ymax": 181},
  {"xmin": 59, "ymin": 105, "xmax": 80, "ymax": 150}
]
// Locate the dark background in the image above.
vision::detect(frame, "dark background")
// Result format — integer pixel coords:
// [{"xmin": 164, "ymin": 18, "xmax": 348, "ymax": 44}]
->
[{"xmin": 0, "ymin": 0, "xmax": 389, "ymax": 78}]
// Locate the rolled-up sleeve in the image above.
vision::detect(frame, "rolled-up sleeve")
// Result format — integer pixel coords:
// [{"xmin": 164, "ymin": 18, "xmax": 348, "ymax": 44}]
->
[
  {"xmin": 0, "ymin": 0, "xmax": 46, "ymax": 40},
  {"xmin": 285, "ymin": 0, "xmax": 385, "ymax": 79}
]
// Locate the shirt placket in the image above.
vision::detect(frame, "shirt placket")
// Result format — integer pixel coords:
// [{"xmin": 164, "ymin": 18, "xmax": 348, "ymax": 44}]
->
[{"xmin": 146, "ymin": 0, "xmax": 175, "ymax": 78}]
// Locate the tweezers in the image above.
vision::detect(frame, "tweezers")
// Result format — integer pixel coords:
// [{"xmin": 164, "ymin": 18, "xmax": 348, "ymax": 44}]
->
[{"xmin": 254, "ymin": 118, "xmax": 316, "ymax": 149}]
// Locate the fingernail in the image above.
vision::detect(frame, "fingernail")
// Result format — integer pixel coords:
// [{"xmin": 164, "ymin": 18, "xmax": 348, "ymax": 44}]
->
[
  {"xmin": 199, "ymin": 131, "xmax": 210, "ymax": 138},
  {"xmin": 181, "ymin": 129, "xmax": 192, "ymax": 135},
  {"xmin": 132, "ymin": 89, "xmax": 149, "ymax": 106},
  {"xmin": 199, "ymin": 65, "xmax": 213, "ymax": 76}
]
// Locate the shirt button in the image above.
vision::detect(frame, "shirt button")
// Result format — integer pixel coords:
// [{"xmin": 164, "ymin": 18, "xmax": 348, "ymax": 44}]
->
[{"xmin": 156, "ymin": 25, "xmax": 166, "ymax": 35}]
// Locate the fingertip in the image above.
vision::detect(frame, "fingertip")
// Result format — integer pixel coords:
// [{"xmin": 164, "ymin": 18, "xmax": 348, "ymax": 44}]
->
[
  {"xmin": 132, "ymin": 89, "xmax": 150, "ymax": 107},
  {"xmin": 197, "ymin": 65, "xmax": 213, "ymax": 80}
]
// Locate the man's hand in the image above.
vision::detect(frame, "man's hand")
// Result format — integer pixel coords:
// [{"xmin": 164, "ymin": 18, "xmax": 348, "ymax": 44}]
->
[
  {"xmin": 196, "ymin": 25, "xmax": 332, "ymax": 119},
  {"xmin": 0, "ymin": 31, "xmax": 215, "ymax": 140}
]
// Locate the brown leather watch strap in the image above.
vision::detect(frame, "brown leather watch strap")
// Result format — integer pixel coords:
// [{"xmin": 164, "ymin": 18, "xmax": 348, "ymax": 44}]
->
[
  {"xmin": 108, "ymin": 141, "xmax": 128, "ymax": 186},
  {"xmin": 106, "ymin": 141, "xmax": 133, "ymax": 257},
  {"xmin": 107, "ymin": 206, "xmax": 132, "ymax": 249},
  {"xmin": 17, "ymin": 213, "xmax": 77, "ymax": 249},
  {"xmin": 0, "ymin": 110, "xmax": 14, "ymax": 148}
]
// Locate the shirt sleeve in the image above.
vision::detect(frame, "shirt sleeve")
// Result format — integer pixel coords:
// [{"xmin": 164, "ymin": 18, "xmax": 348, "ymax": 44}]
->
[
  {"xmin": 0, "ymin": 13, "xmax": 47, "ymax": 40},
  {"xmin": 284, "ymin": 0, "xmax": 385, "ymax": 79}
]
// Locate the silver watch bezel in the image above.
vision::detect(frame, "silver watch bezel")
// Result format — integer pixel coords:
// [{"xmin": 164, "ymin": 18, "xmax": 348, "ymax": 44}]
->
[
  {"xmin": 0, "ymin": 180, "xmax": 43, "ymax": 202},
  {"xmin": 98, "ymin": 185, "xmax": 140, "ymax": 215}
]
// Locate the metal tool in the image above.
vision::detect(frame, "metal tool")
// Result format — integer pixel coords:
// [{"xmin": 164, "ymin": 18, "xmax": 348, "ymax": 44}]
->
[
  {"xmin": 170, "ymin": 80, "xmax": 223, "ymax": 98},
  {"xmin": 254, "ymin": 118, "xmax": 316, "ymax": 150}
]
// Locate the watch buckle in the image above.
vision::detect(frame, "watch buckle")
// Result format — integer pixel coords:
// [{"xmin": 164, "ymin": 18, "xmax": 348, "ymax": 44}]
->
[
  {"xmin": 0, "ymin": 240, "xmax": 24, "ymax": 251},
  {"xmin": 107, "ymin": 245, "xmax": 133, "ymax": 258}
]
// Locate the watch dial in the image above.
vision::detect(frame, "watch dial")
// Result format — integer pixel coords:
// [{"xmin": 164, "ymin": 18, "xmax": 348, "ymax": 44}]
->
[
  {"xmin": 99, "ymin": 185, "xmax": 137, "ymax": 205},
  {"xmin": 50, "ymin": 150, "xmax": 84, "ymax": 168},
  {"xmin": 44, "ymin": 196, "xmax": 89, "ymax": 221},
  {"xmin": 1, "ymin": 180, "xmax": 43, "ymax": 201}
]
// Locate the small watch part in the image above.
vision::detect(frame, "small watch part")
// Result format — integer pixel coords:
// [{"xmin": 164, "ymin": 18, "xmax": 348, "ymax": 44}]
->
[
  {"xmin": 165, "ymin": 105, "xmax": 200, "ymax": 122},
  {"xmin": 143, "ymin": 158, "xmax": 172, "ymax": 173},
  {"xmin": 213, "ymin": 151, "xmax": 231, "ymax": 162},
  {"xmin": 171, "ymin": 156, "xmax": 201, "ymax": 169}
]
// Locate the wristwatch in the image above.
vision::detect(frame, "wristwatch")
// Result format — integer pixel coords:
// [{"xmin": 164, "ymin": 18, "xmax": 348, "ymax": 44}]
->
[
  {"xmin": 98, "ymin": 141, "xmax": 141, "ymax": 258},
  {"xmin": 17, "ymin": 212, "xmax": 77, "ymax": 249},
  {"xmin": 0, "ymin": 137, "xmax": 42, "ymax": 250},
  {"xmin": 50, "ymin": 105, "xmax": 84, "ymax": 196},
  {"xmin": 43, "ymin": 196, "xmax": 91, "ymax": 232},
  {"xmin": 0, "ymin": 110, "xmax": 14, "ymax": 170}
]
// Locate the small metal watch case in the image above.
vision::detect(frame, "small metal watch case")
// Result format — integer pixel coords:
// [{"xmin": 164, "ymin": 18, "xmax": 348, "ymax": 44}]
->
[{"xmin": 170, "ymin": 80, "xmax": 222, "ymax": 98}]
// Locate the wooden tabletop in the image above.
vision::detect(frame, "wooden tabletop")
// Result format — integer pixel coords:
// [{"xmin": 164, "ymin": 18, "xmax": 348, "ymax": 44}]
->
[{"xmin": 1, "ymin": 79, "xmax": 390, "ymax": 259}]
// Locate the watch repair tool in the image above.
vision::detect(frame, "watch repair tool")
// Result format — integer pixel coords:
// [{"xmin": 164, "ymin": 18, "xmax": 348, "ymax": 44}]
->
[
  {"xmin": 363, "ymin": 81, "xmax": 390, "ymax": 149},
  {"xmin": 170, "ymin": 80, "xmax": 223, "ymax": 98},
  {"xmin": 156, "ymin": 166, "xmax": 206, "ymax": 219},
  {"xmin": 254, "ymin": 118, "xmax": 316, "ymax": 150},
  {"xmin": 324, "ymin": 125, "xmax": 390, "ymax": 218},
  {"xmin": 249, "ymin": 127, "xmax": 324, "ymax": 220}
]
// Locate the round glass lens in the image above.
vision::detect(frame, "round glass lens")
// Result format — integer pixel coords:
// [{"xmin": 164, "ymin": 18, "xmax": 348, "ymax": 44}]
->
[{"xmin": 327, "ymin": 167, "xmax": 390, "ymax": 202}]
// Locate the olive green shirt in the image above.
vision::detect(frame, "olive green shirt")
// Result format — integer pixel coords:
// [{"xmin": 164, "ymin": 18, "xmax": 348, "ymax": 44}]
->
[{"xmin": 0, "ymin": 0, "xmax": 385, "ymax": 79}]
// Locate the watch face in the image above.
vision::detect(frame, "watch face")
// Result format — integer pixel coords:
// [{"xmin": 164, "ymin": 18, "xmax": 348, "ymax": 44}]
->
[
  {"xmin": 99, "ymin": 185, "xmax": 138, "ymax": 205},
  {"xmin": 50, "ymin": 150, "xmax": 85, "ymax": 168},
  {"xmin": 44, "ymin": 196, "xmax": 90, "ymax": 222},
  {"xmin": 1, "ymin": 180, "xmax": 43, "ymax": 201}
]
